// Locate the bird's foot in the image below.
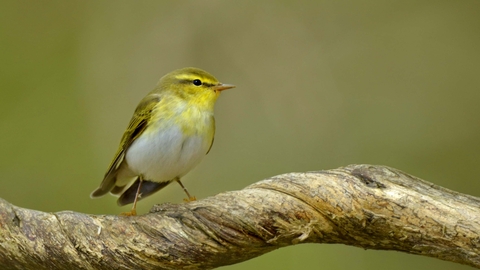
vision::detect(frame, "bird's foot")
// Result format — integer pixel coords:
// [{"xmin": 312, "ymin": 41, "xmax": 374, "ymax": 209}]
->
[
  {"xmin": 183, "ymin": 196, "xmax": 197, "ymax": 202},
  {"xmin": 120, "ymin": 209, "xmax": 137, "ymax": 216}
]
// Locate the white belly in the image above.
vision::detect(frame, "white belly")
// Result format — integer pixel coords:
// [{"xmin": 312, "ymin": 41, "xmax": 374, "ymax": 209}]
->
[{"xmin": 125, "ymin": 125, "xmax": 211, "ymax": 182}]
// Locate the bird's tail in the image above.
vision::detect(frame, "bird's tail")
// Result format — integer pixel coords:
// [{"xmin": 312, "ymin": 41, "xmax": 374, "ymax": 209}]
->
[{"xmin": 116, "ymin": 179, "xmax": 170, "ymax": 206}]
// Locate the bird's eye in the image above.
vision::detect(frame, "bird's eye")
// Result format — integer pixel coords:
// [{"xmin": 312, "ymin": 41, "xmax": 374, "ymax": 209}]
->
[{"xmin": 193, "ymin": 79, "xmax": 202, "ymax": 86}]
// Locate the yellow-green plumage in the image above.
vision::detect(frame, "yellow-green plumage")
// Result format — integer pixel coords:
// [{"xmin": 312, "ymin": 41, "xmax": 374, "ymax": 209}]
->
[{"xmin": 90, "ymin": 67, "xmax": 234, "ymax": 214}]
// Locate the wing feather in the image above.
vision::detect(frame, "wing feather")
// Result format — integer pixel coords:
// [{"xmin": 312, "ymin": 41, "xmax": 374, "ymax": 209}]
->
[
  {"xmin": 205, "ymin": 117, "xmax": 215, "ymax": 155},
  {"xmin": 90, "ymin": 94, "xmax": 161, "ymax": 197}
]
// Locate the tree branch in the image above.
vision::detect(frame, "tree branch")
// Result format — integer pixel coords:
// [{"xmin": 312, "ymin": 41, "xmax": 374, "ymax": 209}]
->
[{"xmin": 1, "ymin": 164, "xmax": 479, "ymax": 269}]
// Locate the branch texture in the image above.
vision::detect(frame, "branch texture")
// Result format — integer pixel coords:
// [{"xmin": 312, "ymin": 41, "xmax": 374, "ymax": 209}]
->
[{"xmin": 1, "ymin": 164, "xmax": 479, "ymax": 269}]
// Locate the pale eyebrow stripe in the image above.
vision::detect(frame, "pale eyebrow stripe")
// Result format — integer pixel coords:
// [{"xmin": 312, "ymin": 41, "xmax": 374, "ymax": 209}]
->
[
  {"xmin": 175, "ymin": 75, "xmax": 216, "ymax": 87},
  {"xmin": 177, "ymin": 80, "xmax": 216, "ymax": 87}
]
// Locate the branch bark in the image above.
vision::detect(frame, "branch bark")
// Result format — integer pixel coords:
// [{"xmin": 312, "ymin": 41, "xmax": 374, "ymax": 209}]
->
[{"xmin": 1, "ymin": 164, "xmax": 479, "ymax": 269}]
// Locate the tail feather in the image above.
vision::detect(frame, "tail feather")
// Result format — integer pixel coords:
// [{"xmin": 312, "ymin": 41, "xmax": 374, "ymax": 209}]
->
[
  {"xmin": 117, "ymin": 179, "xmax": 171, "ymax": 206},
  {"xmin": 110, "ymin": 184, "xmax": 128, "ymax": 195},
  {"xmin": 90, "ymin": 173, "xmax": 118, "ymax": 198}
]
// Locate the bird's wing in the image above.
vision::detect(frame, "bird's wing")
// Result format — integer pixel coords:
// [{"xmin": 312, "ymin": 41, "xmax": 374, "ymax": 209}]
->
[
  {"xmin": 91, "ymin": 94, "xmax": 161, "ymax": 196},
  {"xmin": 206, "ymin": 116, "xmax": 215, "ymax": 155}
]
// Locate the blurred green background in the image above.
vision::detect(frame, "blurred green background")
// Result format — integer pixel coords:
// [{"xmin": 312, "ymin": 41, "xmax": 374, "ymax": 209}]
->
[{"xmin": 1, "ymin": 1, "xmax": 479, "ymax": 269}]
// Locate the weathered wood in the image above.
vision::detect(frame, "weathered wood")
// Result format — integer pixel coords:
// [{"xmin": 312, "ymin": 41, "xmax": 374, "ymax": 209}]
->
[{"xmin": 1, "ymin": 164, "xmax": 479, "ymax": 269}]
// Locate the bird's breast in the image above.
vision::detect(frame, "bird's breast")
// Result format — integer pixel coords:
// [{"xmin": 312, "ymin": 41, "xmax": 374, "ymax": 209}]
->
[{"xmin": 125, "ymin": 106, "xmax": 215, "ymax": 182}]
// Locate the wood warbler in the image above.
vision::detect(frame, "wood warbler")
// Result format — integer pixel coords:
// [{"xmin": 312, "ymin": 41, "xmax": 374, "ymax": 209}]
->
[{"xmin": 90, "ymin": 67, "xmax": 235, "ymax": 215}]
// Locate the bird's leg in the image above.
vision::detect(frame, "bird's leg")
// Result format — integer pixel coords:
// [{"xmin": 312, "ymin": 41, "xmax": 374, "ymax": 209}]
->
[
  {"xmin": 131, "ymin": 175, "xmax": 144, "ymax": 214},
  {"xmin": 175, "ymin": 177, "xmax": 196, "ymax": 202},
  {"xmin": 121, "ymin": 175, "xmax": 144, "ymax": 216}
]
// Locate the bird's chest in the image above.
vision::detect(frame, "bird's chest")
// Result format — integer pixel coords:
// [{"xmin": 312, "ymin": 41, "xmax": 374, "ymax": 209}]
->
[{"xmin": 125, "ymin": 108, "xmax": 214, "ymax": 180}]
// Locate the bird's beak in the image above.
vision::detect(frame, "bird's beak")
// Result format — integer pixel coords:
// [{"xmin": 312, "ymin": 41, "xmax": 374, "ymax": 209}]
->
[{"xmin": 214, "ymin": 83, "xmax": 236, "ymax": 92}]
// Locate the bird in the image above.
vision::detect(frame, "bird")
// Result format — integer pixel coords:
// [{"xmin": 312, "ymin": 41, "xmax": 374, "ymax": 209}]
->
[{"xmin": 90, "ymin": 67, "xmax": 235, "ymax": 215}]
